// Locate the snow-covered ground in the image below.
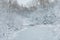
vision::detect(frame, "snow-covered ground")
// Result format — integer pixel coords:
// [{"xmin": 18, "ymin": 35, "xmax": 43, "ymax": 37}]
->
[
  {"xmin": 0, "ymin": 0, "xmax": 60, "ymax": 40},
  {"xmin": 12, "ymin": 25, "xmax": 60, "ymax": 40}
]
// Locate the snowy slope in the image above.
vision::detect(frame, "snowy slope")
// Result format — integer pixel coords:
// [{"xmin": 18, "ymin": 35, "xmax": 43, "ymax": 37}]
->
[
  {"xmin": 0, "ymin": 0, "xmax": 60, "ymax": 40},
  {"xmin": 12, "ymin": 25, "xmax": 60, "ymax": 40}
]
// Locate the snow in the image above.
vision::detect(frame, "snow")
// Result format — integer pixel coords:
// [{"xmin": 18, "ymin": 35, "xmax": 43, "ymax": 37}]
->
[
  {"xmin": 0, "ymin": 0, "xmax": 60, "ymax": 40},
  {"xmin": 12, "ymin": 25, "xmax": 60, "ymax": 40}
]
